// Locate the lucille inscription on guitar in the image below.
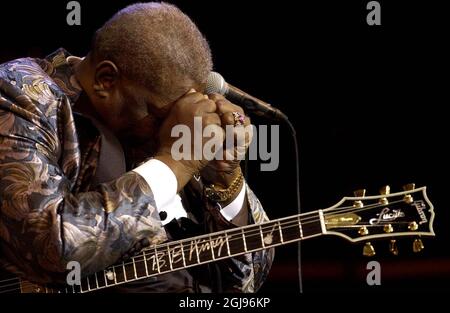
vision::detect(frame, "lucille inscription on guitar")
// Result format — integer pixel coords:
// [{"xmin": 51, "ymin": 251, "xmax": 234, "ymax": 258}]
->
[{"xmin": 0, "ymin": 185, "xmax": 435, "ymax": 293}]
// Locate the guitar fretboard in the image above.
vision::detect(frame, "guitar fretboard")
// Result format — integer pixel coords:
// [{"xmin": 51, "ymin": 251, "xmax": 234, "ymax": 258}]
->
[{"xmin": 20, "ymin": 211, "xmax": 324, "ymax": 293}]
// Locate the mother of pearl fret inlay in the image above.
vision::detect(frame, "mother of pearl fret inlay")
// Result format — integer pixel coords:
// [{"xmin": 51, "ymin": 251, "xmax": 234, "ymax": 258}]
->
[
  {"xmin": 105, "ymin": 270, "xmax": 115, "ymax": 281},
  {"xmin": 263, "ymin": 224, "xmax": 278, "ymax": 245}
]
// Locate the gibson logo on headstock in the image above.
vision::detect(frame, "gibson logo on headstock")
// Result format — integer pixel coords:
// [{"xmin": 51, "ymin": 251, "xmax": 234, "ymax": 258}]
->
[
  {"xmin": 413, "ymin": 200, "xmax": 428, "ymax": 224},
  {"xmin": 369, "ymin": 208, "xmax": 405, "ymax": 225}
]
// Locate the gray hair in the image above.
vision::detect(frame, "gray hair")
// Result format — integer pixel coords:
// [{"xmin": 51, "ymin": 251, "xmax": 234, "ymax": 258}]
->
[{"xmin": 92, "ymin": 2, "xmax": 213, "ymax": 99}]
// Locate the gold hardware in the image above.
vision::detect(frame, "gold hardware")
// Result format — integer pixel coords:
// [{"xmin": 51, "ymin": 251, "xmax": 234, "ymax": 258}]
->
[
  {"xmin": 379, "ymin": 185, "xmax": 390, "ymax": 205},
  {"xmin": 413, "ymin": 238, "xmax": 424, "ymax": 253},
  {"xmin": 403, "ymin": 183, "xmax": 415, "ymax": 204},
  {"xmin": 363, "ymin": 242, "xmax": 376, "ymax": 257},
  {"xmin": 353, "ymin": 189, "xmax": 366, "ymax": 208},
  {"xmin": 383, "ymin": 224, "xmax": 393, "ymax": 233},
  {"xmin": 408, "ymin": 222, "xmax": 418, "ymax": 231},
  {"xmin": 358, "ymin": 226, "xmax": 369, "ymax": 236},
  {"xmin": 389, "ymin": 239, "xmax": 399, "ymax": 256},
  {"xmin": 325, "ymin": 213, "xmax": 361, "ymax": 228}
]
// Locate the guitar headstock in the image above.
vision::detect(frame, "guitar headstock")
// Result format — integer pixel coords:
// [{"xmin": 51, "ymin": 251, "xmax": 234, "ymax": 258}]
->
[{"xmin": 322, "ymin": 184, "xmax": 435, "ymax": 256}]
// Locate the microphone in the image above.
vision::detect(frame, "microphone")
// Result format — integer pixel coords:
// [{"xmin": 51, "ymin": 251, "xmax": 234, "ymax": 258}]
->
[{"xmin": 205, "ymin": 71, "xmax": 288, "ymax": 121}]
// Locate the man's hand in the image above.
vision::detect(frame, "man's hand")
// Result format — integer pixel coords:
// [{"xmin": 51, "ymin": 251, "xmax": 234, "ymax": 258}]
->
[
  {"xmin": 155, "ymin": 89, "xmax": 224, "ymax": 191},
  {"xmin": 201, "ymin": 93, "xmax": 252, "ymax": 190}
]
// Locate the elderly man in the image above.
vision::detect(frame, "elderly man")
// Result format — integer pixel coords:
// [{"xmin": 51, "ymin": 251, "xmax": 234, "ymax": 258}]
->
[{"xmin": 0, "ymin": 2, "xmax": 273, "ymax": 292}]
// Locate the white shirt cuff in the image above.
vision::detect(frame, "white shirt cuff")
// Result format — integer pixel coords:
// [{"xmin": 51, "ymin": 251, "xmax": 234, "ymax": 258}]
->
[
  {"xmin": 219, "ymin": 182, "xmax": 246, "ymax": 221},
  {"xmin": 132, "ymin": 159, "xmax": 186, "ymax": 225}
]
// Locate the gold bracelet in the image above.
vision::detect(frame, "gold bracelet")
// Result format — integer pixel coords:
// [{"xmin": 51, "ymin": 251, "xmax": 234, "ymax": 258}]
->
[{"xmin": 204, "ymin": 171, "xmax": 244, "ymax": 203}]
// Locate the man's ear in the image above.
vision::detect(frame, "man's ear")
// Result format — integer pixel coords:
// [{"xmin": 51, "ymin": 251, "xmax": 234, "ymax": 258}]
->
[{"xmin": 93, "ymin": 60, "xmax": 119, "ymax": 98}]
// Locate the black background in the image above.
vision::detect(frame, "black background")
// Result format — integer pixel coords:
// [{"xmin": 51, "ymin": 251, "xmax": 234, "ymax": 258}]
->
[{"xmin": 1, "ymin": 0, "xmax": 449, "ymax": 293}]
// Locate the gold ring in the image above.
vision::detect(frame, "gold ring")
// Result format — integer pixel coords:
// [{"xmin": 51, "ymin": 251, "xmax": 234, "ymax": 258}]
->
[{"xmin": 232, "ymin": 111, "xmax": 245, "ymax": 126}]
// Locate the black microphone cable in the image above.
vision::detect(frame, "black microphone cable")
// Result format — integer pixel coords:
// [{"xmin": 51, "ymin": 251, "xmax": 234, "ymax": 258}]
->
[{"xmin": 283, "ymin": 117, "xmax": 303, "ymax": 293}]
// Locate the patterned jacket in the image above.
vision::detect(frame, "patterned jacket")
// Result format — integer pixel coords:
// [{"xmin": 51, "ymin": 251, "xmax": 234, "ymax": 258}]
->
[{"xmin": 0, "ymin": 49, "xmax": 274, "ymax": 292}]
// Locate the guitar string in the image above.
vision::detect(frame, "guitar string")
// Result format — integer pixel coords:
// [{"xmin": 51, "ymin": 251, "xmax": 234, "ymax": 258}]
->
[
  {"xmin": 135, "ymin": 198, "xmax": 407, "ymax": 255},
  {"xmin": 98, "ymin": 199, "xmax": 406, "ymax": 271},
  {"xmin": 0, "ymin": 277, "xmax": 19, "ymax": 283},
  {"xmin": 0, "ymin": 215, "xmax": 418, "ymax": 294},
  {"xmin": 0, "ymin": 198, "xmax": 413, "ymax": 291},
  {"xmin": 0, "ymin": 202, "xmax": 414, "ymax": 292},
  {"xmin": 0, "ymin": 198, "xmax": 417, "ymax": 292},
  {"xmin": 0, "ymin": 215, "xmax": 401, "ymax": 294}
]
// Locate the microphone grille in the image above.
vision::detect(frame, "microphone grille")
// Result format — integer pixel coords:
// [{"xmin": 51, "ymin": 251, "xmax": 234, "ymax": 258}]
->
[{"xmin": 205, "ymin": 71, "xmax": 228, "ymax": 95}]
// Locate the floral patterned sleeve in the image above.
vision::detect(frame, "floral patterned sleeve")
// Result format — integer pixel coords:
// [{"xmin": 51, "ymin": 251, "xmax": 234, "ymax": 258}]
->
[{"xmin": 0, "ymin": 62, "xmax": 167, "ymax": 284}]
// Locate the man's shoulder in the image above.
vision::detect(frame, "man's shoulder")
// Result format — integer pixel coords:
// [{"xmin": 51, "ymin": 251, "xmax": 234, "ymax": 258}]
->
[
  {"xmin": 0, "ymin": 56, "xmax": 65, "ymax": 98},
  {"xmin": 0, "ymin": 58, "xmax": 64, "ymax": 129},
  {"xmin": 0, "ymin": 48, "xmax": 81, "ymax": 105}
]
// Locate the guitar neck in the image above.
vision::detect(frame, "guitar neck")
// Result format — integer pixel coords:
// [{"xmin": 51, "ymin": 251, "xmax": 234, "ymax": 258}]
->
[
  {"xmin": 52, "ymin": 209, "xmax": 325, "ymax": 293},
  {"xmin": 14, "ymin": 185, "xmax": 435, "ymax": 293}
]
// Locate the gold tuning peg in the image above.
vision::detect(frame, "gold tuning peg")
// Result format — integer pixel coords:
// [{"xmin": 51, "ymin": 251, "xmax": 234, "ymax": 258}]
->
[
  {"xmin": 408, "ymin": 222, "xmax": 418, "ymax": 231},
  {"xmin": 403, "ymin": 183, "xmax": 415, "ymax": 204},
  {"xmin": 383, "ymin": 224, "xmax": 393, "ymax": 233},
  {"xmin": 358, "ymin": 226, "xmax": 369, "ymax": 236},
  {"xmin": 403, "ymin": 183, "xmax": 415, "ymax": 191},
  {"xmin": 353, "ymin": 189, "xmax": 366, "ymax": 208},
  {"xmin": 363, "ymin": 242, "xmax": 376, "ymax": 257},
  {"xmin": 389, "ymin": 239, "xmax": 399, "ymax": 256},
  {"xmin": 413, "ymin": 238, "xmax": 424, "ymax": 253},
  {"xmin": 379, "ymin": 185, "xmax": 390, "ymax": 205}
]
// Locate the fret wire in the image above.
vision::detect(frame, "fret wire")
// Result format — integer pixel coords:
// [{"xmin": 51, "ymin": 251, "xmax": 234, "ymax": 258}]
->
[
  {"xmin": 142, "ymin": 250, "xmax": 149, "ymax": 276},
  {"xmin": 180, "ymin": 241, "xmax": 187, "ymax": 267},
  {"xmin": 195, "ymin": 240, "xmax": 200, "ymax": 263},
  {"xmin": 132, "ymin": 258, "xmax": 138, "ymax": 279},
  {"xmin": 298, "ymin": 216, "xmax": 304, "ymax": 238},
  {"xmin": 112, "ymin": 267, "xmax": 118, "ymax": 284},
  {"xmin": 167, "ymin": 245, "xmax": 173, "ymax": 271},
  {"xmin": 79, "ymin": 280, "xmax": 83, "ymax": 293},
  {"xmin": 209, "ymin": 236, "xmax": 215, "ymax": 260},
  {"xmin": 278, "ymin": 220, "xmax": 284, "ymax": 243},
  {"xmin": 94, "ymin": 272, "xmax": 99, "ymax": 289},
  {"xmin": 259, "ymin": 225, "xmax": 265, "ymax": 248},
  {"xmin": 71, "ymin": 284, "xmax": 75, "ymax": 293},
  {"xmin": 241, "ymin": 228, "xmax": 248, "ymax": 252},
  {"xmin": 122, "ymin": 263, "xmax": 128, "ymax": 282},
  {"xmin": 86, "ymin": 276, "xmax": 91, "ymax": 291},
  {"xmin": 318, "ymin": 210, "xmax": 327, "ymax": 234},
  {"xmin": 154, "ymin": 246, "xmax": 161, "ymax": 273},
  {"xmin": 103, "ymin": 270, "xmax": 108, "ymax": 286},
  {"xmin": 225, "ymin": 232, "xmax": 231, "ymax": 256}
]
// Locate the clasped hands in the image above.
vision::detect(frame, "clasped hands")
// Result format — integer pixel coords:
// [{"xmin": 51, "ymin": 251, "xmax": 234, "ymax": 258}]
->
[{"xmin": 155, "ymin": 89, "xmax": 252, "ymax": 192}]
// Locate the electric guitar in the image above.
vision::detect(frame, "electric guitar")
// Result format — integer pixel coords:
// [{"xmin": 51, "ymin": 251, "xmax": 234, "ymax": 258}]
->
[{"xmin": 0, "ymin": 184, "xmax": 435, "ymax": 293}]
